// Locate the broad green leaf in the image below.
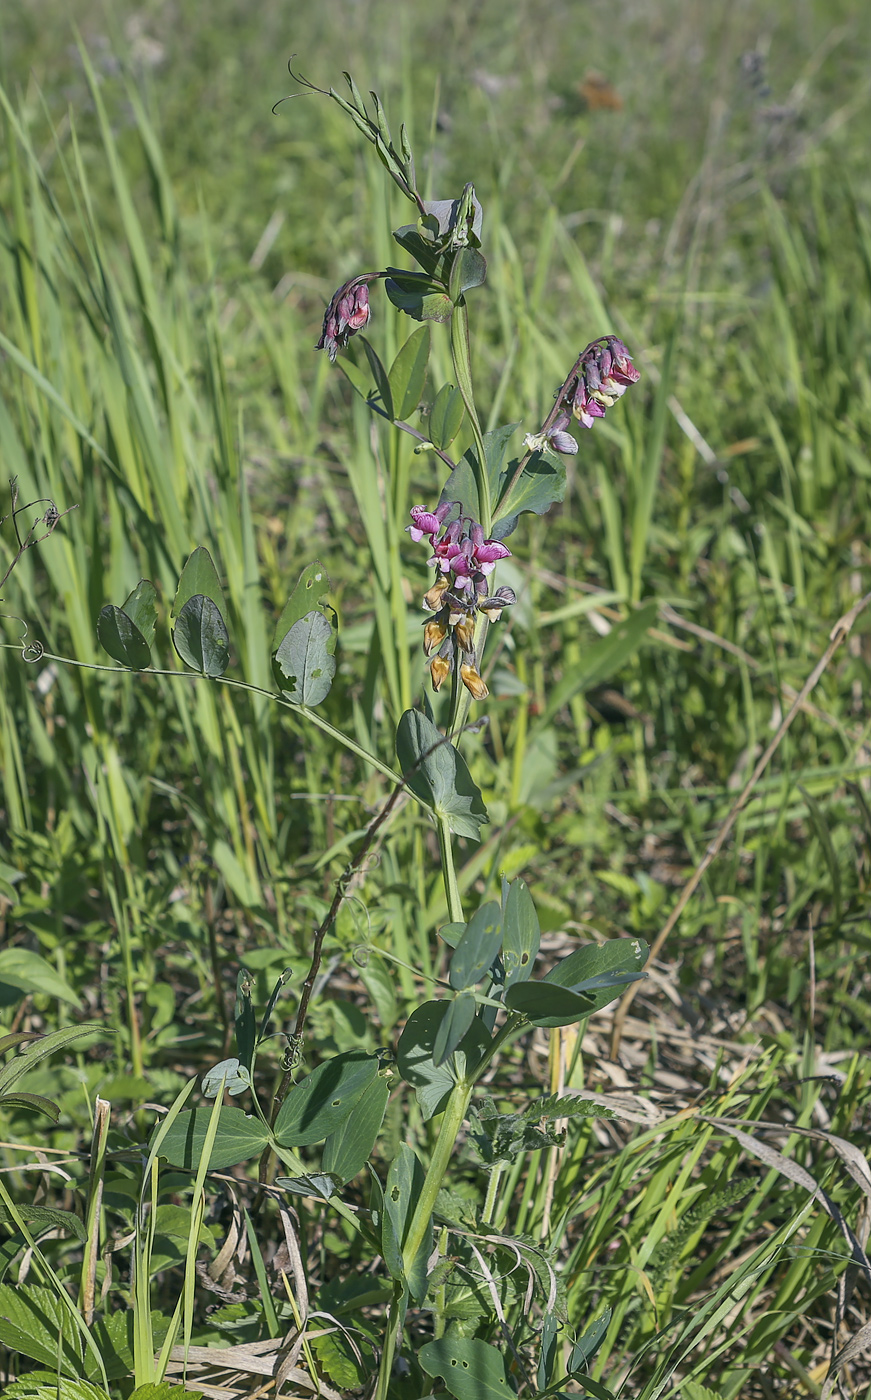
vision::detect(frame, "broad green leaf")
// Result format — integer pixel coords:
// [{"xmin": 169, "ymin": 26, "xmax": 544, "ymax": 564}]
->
[
  {"xmin": 421, "ymin": 190, "xmax": 484, "ymax": 244},
  {"xmin": 172, "ymin": 595, "xmax": 230, "ymax": 676},
  {"xmin": 96, "ymin": 605, "xmax": 151, "ymax": 669},
  {"xmin": 362, "ymin": 338, "xmax": 393, "ymax": 419},
  {"xmin": 490, "ymin": 449, "xmax": 567, "ymax": 541},
  {"xmin": 429, "ymin": 383, "xmax": 465, "ymax": 451},
  {"xmin": 538, "ymin": 1313, "xmax": 560, "ymax": 1392},
  {"xmin": 275, "ymin": 1172, "xmax": 342, "ymax": 1201},
  {"xmin": 153, "ymin": 1105, "xmax": 270, "ymax": 1170},
  {"xmin": 273, "ymin": 1050, "xmax": 379, "ymax": 1147},
  {"xmin": 396, "ymin": 709, "xmax": 488, "ymax": 841},
  {"xmin": 337, "ymin": 351, "xmax": 386, "ymax": 409},
  {"xmin": 397, "ymin": 1001, "xmax": 490, "ymax": 1119},
  {"xmin": 273, "ymin": 610, "xmax": 337, "ymax": 706},
  {"xmin": 0, "ymin": 948, "xmax": 81, "ymax": 1007},
  {"xmin": 0, "ymin": 1024, "xmax": 108, "ymax": 1096},
  {"xmin": 313, "ymin": 1330, "xmax": 365, "ymax": 1390},
  {"xmin": 449, "ymin": 247, "xmax": 487, "ymax": 301},
  {"xmin": 438, "ymin": 423, "xmax": 520, "ymax": 529},
  {"xmin": 438, "ymin": 921, "xmax": 467, "ymax": 948},
  {"xmin": 4, "ymin": 1381, "xmax": 111, "ymax": 1400},
  {"xmin": 322, "ymin": 1073, "xmax": 390, "ymax": 1182},
  {"xmin": 121, "ymin": 579, "xmax": 157, "ymax": 645},
  {"xmin": 392, "ymin": 224, "xmax": 449, "ymax": 278},
  {"xmin": 201, "ymin": 1057, "xmax": 250, "ymax": 1098},
  {"xmin": 368, "ymin": 1169, "xmax": 404, "ymax": 1281},
  {"xmin": 419, "ymin": 1336, "xmax": 515, "ymax": 1400},
  {"xmin": 681, "ymin": 1385, "xmax": 726, "ymax": 1400},
  {"xmin": 502, "ymin": 879, "xmax": 540, "ymax": 989},
  {"xmin": 0, "ymin": 1203, "xmax": 86, "ymax": 1241},
  {"xmin": 449, "ymin": 901, "xmax": 502, "ymax": 990},
  {"xmin": 129, "ymin": 1387, "xmax": 203, "ymax": 1400},
  {"xmin": 272, "ymin": 562, "xmax": 331, "ymax": 654},
  {"xmin": 385, "ymin": 275, "xmax": 453, "ymax": 323},
  {"xmin": 504, "ymin": 982, "xmax": 595, "ymax": 1022},
  {"xmin": 507, "ymin": 938, "xmax": 648, "ymax": 1028},
  {"xmin": 568, "ymin": 1309, "xmax": 612, "ymax": 1373},
  {"xmin": 172, "ymin": 545, "xmax": 224, "ymax": 616},
  {"xmin": 537, "ymin": 602, "xmax": 658, "ymax": 727},
  {"xmin": 432, "ymin": 993, "xmax": 477, "ymax": 1066},
  {"xmin": 388, "ymin": 326, "xmax": 430, "ymax": 420},
  {"xmin": 0, "ymin": 1283, "xmax": 82, "ymax": 1374},
  {"xmin": 386, "ymin": 1144, "xmax": 430, "ymax": 1301}
]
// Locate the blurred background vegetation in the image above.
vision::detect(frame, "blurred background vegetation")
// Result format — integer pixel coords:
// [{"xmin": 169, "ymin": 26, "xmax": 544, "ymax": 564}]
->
[{"xmin": 2, "ymin": 0, "xmax": 871, "ymax": 1393}]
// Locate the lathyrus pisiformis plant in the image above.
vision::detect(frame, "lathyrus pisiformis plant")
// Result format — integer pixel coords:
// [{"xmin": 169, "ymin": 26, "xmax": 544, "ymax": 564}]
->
[{"xmin": 11, "ymin": 66, "xmax": 644, "ymax": 1400}]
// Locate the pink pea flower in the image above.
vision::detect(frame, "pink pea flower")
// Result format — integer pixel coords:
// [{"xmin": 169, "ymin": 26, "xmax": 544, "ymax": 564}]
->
[{"xmin": 316, "ymin": 276, "xmax": 374, "ymax": 362}]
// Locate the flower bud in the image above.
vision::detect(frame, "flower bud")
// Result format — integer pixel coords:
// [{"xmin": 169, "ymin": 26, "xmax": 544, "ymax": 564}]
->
[
  {"xmin": 460, "ymin": 662, "xmax": 489, "ymax": 700},
  {"xmin": 430, "ymin": 653, "xmax": 452, "ymax": 691},
  {"xmin": 316, "ymin": 277, "xmax": 372, "ymax": 362},
  {"xmin": 423, "ymin": 617, "xmax": 449, "ymax": 656}
]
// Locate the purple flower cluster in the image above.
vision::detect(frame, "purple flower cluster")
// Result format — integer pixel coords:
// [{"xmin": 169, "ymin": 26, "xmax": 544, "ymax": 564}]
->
[
  {"xmin": 570, "ymin": 335, "xmax": 640, "ymax": 429},
  {"xmin": 315, "ymin": 276, "xmax": 373, "ymax": 362},
  {"xmin": 407, "ymin": 504, "xmax": 516, "ymax": 699},
  {"xmin": 524, "ymin": 335, "xmax": 641, "ymax": 457}
]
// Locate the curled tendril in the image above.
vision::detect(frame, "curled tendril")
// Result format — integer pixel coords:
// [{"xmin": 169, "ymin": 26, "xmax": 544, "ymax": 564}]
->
[{"xmin": 352, "ymin": 945, "xmax": 370, "ymax": 968}]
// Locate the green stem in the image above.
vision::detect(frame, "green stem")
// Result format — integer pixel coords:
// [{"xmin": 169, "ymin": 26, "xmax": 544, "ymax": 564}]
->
[
  {"xmin": 482, "ymin": 1163, "xmax": 503, "ymax": 1226},
  {"xmin": 450, "ymin": 299, "xmax": 490, "ymax": 534},
  {"xmin": 402, "ymin": 1077, "xmax": 473, "ymax": 1275},
  {"xmin": 374, "ymin": 1288, "xmax": 403, "ymax": 1400},
  {"xmin": 437, "ymin": 813, "xmax": 464, "ymax": 924}
]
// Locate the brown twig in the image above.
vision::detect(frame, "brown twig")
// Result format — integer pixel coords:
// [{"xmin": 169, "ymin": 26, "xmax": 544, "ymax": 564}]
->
[{"xmin": 610, "ymin": 590, "xmax": 871, "ymax": 1058}]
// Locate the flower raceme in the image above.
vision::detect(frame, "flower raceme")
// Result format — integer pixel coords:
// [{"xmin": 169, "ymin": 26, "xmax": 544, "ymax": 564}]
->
[
  {"xmin": 315, "ymin": 275, "xmax": 376, "ymax": 362},
  {"xmin": 524, "ymin": 335, "xmax": 641, "ymax": 455},
  {"xmin": 407, "ymin": 505, "xmax": 515, "ymax": 700}
]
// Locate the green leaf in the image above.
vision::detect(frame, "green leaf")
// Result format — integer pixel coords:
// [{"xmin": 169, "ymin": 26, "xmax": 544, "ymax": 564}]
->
[
  {"xmin": 503, "ymin": 982, "xmax": 595, "ymax": 1022},
  {"xmin": 273, "ymin": 610, "xmax": 337, "ymax": 706},
  {"xmin": 337, "ymin": 351, "xmax": 387, "ymax": 410},
  {"xmin": 681, "ymin": 1385, "xmax": 726, "ymax": 1400},
  {"xmin": 235, "ymin": 967, "xmax": 256, "ymax": 1074},
  {"xmin": 201, "ymin": 1057, "xmax": 251, "ymax": 1098},
  {"xmin": 96, "ymin": 605, "xmax": 151, "ymax": 669},
  {"xmin": 450, "ymin": 903, "xmax": 502, "ymax": 991},
  {"xmin": 438, "ymin": 423, "xmax": 520, "ymax": 528},
  {"xmin": 388, "ymin": 326, "xmax": 430, "ymax": 420},
  {"xmin": 275, "ymin": 1173, "xmax": 342, "ymax": 1201},
  {"xmin": 313, "ymin": 1331, "xmax": 365, "ymax": 1390},
  {"xmin": 799, "ymin": 784, "xmax": 843, "ymax": 926},
  {"xmin": 362, "ymin": 338, "xmax": 393, "ymax": 420},
  {"xmin": 368, "ymin": 1169, "xmax": 404, "ymax": 1281},
  {"xmin": 428, "ymin": 383, "xmax": 465, "ymax": 452},
  {"xmin": 0, "ymin": 1024, "xmax": 109, "ymax": 1096},
  {"xmin": 273, "ymin": 1051, "xmax": 379, "ymax": 1147},
  {"xmin": 153, "ymin": 1106, "xmax": 270, "ymax": 1170},
  {"xmin": 432, "ymin": 993, "xmax": 477, "ymax": 1066},
  {"xmin": 272, "ymin": 562, "xmax": 331, "ymax": 654},
  {"xmin": 506, "ymin": 938, "xmax": 648, "ymax": 1028},
  {"xmin": 0, "ymin": 1283, "xmax": 82, "ymax": 1374},
  {"xmin": 537, "ymin": 602, "xmax": 657, "ymax": 727},
  {"xmin": 173, "ymin": 545, "xmax": 224, "ymax": 616},
  {"xmin": 449, "ymin": 247, "xmax": 487, "ymax": 302},
  {"xmin": 392, "ymin": 224, "xmax": 449, "ymax": 279},
  {"xmin": 490, "ymin": 450, "xmax": 567, "ymax": 540},
  {"xmin": 0, "ymin": 1092, "xmax": 60, "ymax": 1120},
  {"xmin": 419, "ymin": 1336, "xmax": 515, "ymax": 1400},
  {"xmin": 0, "ymin": 1203, "xmax": 86, "ymax": 1241},
  {"xmin": 396, "ymin": 709, "xmax": 488, "ymax": 841},
  {"xmin": 322, "ymin": 1073, "xmax": 390, "ymax": 1182},
  {"xmin": 129, "ymin": 1387, "xmax": 203, "ymax": 1400},
  {"xmin": 568, "ymin": 1309, "xmax": 612, "ymax": 1373},
  {"xmin": 0, "ymin": 948, "xmax": 82, "ymax": 1007},
  {"xmin": 385, "ymin": 274, "xmax": 453, "ymax": 323},
  {"xmin": 386, "ymin": 1144, "xmax": 430, "ymax": 1301},
  {"xmin": 502, "ymin": 878, "xmax": 540, "ymax": 989},
  {"xmin": 121, "ymin": 579, "xmax": 157, "ymax": 646},
  {"xmin": 172, "ymin": 595, "xmax": 230, "ymax": 676},
  {"xmin": 397, "ymin": 1001, "xmax": 490, "ymax": 1119},
  {"xmin": 4, "ymin": 1380, "xmax": 111, "ymax": 1400}
]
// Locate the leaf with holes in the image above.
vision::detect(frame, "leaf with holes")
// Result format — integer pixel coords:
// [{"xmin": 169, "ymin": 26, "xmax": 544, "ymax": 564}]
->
[
  {"xmin": 502, "ymin": 878, "xmax": 540, "ymax": 989},
  {"xmin": 272, "ymin": 562, "xmax": 332, "ymax": 653},
  {"xmin": 322, "ymin": 1073, "xmax": 390, "ymax": 1183},
  {"xmin": 274, "ymin": 610, "xmax": 336, "ymax": 706},
  {"xmin": 419, "ymin": 1336, "xmax": 515, "ymax": 1400},
  {"xmin": 273, "ymin": 1051, "xmax": 379, "ymax": 1147}
]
